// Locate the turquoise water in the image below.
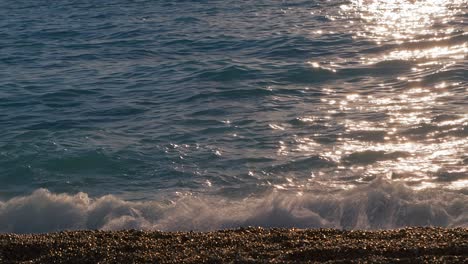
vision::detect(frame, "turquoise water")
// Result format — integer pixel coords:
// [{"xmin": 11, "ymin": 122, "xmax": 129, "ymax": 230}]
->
[{"xmin": 0, "ymin": 0, "xmax": 467, "ymax": 233}]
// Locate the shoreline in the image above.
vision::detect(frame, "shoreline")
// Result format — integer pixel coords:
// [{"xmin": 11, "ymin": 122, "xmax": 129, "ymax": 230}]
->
[{"xmin": 1, "ymin": 227, "xmax": 467, "ymax": 263}]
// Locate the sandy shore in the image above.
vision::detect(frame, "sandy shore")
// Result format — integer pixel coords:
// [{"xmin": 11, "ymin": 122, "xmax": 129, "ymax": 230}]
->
[{"xmin": 1, "ymin": 227, "xmax": 467, "ymax": 263}]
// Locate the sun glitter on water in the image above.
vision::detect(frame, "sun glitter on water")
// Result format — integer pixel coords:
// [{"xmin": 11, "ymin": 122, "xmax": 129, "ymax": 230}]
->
[
  {"xmin": 346, "ymin": 0, "xmax": 466, "ymax": 188},
  {"xmin": 274, "ymin": 0, "xmax": 467, "ymax": 192},
  {"xmin": 344, "ymin": 0, "xmax": 466, "ymax": 42}
]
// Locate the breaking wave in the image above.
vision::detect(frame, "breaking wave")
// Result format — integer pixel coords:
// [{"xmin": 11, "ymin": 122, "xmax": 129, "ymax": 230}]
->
[{"xmin": 1, "ymin": 178, "xmax": 466, "ymax": 234}]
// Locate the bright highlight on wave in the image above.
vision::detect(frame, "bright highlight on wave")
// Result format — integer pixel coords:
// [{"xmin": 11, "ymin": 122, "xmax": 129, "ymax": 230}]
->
[{"xmin": 365, "ymin": 43, "xmax": 467, "ymax": 64}]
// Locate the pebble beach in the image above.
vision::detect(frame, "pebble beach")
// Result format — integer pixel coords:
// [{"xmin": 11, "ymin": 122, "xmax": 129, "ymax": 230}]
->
[{"xmin": 1, "ymin": 227, "xmax": 467, "ymax": 263}]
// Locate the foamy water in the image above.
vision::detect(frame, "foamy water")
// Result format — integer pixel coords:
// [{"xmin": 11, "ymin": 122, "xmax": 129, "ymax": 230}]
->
[{"xmin": 0, "ymin": 0, "xmax": 466, "ymax": 233}]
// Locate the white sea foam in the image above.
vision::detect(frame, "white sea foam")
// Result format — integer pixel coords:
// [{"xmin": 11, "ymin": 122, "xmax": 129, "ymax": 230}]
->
[{"xmin": 0, "ymin": 178, "xmax": 466, "ymax": 233}]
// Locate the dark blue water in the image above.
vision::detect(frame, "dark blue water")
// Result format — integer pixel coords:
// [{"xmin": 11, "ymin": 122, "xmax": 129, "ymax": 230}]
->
[{"xmin": 1, "ymin": 0, "xmax": 467, "ymax": 233}]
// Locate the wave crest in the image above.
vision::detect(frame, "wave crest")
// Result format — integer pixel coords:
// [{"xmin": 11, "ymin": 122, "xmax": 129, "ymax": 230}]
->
[{"xmin": 0, "ymin": 178, "xmax": 466, "ymax": 233}]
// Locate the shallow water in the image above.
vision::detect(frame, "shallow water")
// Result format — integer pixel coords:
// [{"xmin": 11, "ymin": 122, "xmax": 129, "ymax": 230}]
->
[{"xmin": 0, "ymin": 0, "xmax": 467, "ymax": 232}]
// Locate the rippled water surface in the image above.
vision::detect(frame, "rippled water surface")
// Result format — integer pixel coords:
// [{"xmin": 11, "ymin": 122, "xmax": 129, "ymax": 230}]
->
[{"xmin": 0, "ymin": 0, "xmax": 467, "ymax": 232}]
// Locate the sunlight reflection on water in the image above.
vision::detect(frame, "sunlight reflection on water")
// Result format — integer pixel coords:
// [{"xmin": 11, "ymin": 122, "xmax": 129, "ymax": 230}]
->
[
  {"xmin": 344, "ymin": 0, "xmax": 466, "ymax": 42},
  {"xmin": 274, "ymin": 0, "xmax": 467, "ymax": 191}
]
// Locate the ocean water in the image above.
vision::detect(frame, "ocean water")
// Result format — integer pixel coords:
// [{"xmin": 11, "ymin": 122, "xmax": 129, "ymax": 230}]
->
[{"xmin": 0, "ymin": 0, "xmax": 467, "ymax": 233}]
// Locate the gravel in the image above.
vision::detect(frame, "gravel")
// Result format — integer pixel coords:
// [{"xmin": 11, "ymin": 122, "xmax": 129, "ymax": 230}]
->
[{"xmin": 1, "ymin": 227, "xmax": 467, "ymax": 263}]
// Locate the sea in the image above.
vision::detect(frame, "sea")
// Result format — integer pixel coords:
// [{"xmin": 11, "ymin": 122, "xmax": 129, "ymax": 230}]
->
[{"xmin": 0, "ymin": 0, "xmax": 467, "ymax": 233}]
